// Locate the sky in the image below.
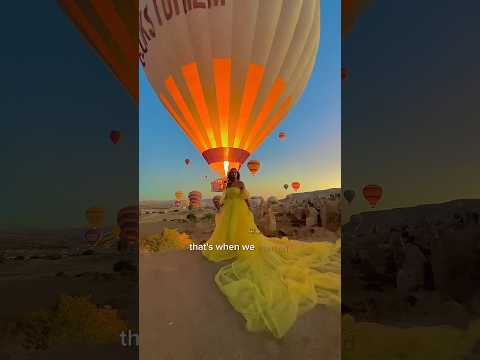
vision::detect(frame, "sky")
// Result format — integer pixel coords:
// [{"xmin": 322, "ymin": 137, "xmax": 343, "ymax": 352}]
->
[
  {"xmin": 140, "ymin": 0, "xmax": 341, "ymax": 201},
  {"xmin": 1, "ymin": 1, "xmax": 137, "ymax": 229},
  {"xmin": 342, "ymin": 0, "xmax": 480, "ymax": 217}
]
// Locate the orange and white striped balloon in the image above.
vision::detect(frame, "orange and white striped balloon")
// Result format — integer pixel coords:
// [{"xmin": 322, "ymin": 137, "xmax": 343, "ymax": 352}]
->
[
  {"xmin": 58, "ymin": 0, "xmax": 138, "ymax": 101},
  {"xmin": 140, "ymin": 0, "xmax": 320, "ymax": 176}
]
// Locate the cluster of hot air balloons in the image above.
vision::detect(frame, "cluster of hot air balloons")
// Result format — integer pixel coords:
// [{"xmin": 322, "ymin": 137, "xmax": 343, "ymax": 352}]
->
[{"xmin": 84, "ymin": 205, "xmax": 138, "ymax": 250}]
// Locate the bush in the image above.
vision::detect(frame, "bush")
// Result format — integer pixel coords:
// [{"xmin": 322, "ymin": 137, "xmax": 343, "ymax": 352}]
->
[
  {"xmin": 140, "ymin": 228, "xmax": 192, "ymax": 253},
  {"xmin": 16, "ymin": 295, "xmax": 127, "ymax": 350}
]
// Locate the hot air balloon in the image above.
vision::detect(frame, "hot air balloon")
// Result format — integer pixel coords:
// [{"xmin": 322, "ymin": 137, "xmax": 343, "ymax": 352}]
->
[
  {"xmin": 85, "ymin": 207, "xmax": 104, "ymax": 228},
  {"xmin": 362, "ymin": 184, "xmax": 383, "ymax": 208},
  {"xmin": 117, "ymin": 206, "xmax": 139, "ymax": 247},
  {"xmin": 188, "ymin": 191, "xmax": 202, "ymax": 209},
  {"xmin": 279, "ymin": 132, "xmax": 286, "ymax": 141},
  {"xmin": 175, "ymin": 191, "xmax": 184, "ymax": 200},
  {"xmin": 342, "ymin": 0, "xmax": 373, "ymax": 39},
  {"xmin": 343, "ymin": 189, "xmax": 356, "ymax": 204},
  {"xmin": 283, "ymin": 184, "xmax": 289, "ymax": 190},
  {"xmin": 140, "ymin": 0, "xmax": 320, "ymax": 177},
  {"xmin": 291, "ymin": 182, "xmax": 301, "ymax": 192},
  {"xmin": 58, "ymin": 0, "xmax": 138, "ymax": 102},
  {"xmin": 110, "ymin": 130, "xmax": 121, "ymax": 144},
  {"xmin": 211, "ymin": 178, "xmax": 227, "ymax": 192},
  {"xmin": 247, "ymin": 160, "xmax": 261, "ymax": 176},
  {"xmin": 84, "ymin": 228, "xmax": 104, "ymax": 246},
  {"xmin": 212, "ymin": 195, "xmax": 222, "ymax": 211},
  {"xmin": 185, "ymin": 158, "xmax": 191, "ymax": 166}
]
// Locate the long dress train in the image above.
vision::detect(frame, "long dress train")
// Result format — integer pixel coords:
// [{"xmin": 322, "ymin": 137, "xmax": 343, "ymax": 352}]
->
[{"xmin": 203, "ymin": 186, "xmax": 340, "ymax": 338}]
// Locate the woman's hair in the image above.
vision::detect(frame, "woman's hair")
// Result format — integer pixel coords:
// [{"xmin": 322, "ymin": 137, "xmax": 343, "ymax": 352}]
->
[{"xmin": 227, "ymin": 168, "xmax": 240, "ymax": 186}]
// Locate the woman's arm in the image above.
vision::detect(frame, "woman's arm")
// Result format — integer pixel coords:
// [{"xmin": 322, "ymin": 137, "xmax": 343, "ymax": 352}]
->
[{"xmin": 239, "ymin": 181, "xmax": 251, "ymax": 209}]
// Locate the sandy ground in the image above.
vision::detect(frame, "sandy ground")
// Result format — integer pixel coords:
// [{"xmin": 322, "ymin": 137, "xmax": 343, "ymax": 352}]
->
[{"xmin": 139, "ymin": 209, "xmax": 340, "ymax": 360}]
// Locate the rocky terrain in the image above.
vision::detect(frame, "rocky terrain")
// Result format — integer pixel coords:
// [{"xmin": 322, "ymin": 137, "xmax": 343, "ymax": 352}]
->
[{"xmin": 342, "ymin": 199, "xmax": 480, "ymax": 328}]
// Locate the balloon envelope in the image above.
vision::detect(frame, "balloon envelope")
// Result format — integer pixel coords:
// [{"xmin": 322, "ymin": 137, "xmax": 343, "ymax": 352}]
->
[
  {"xmin": 110, "ymin": 130, "xmax": 121, "ymax": 144},
  {"xmin": 279, "ymin": 132, "xmax": 286, "ymax": 140},
  {"xmin": 211, "ymin": 178, "xmax": 227, "ymax": 192},
  {"xmin": 175, "ymin": 191, "xmax": 184, "ymax": 200},
  {"xmin": 291, "ymin": 182, "xmax": 301, "ymax": 192},
  {"xmin": 58, "ymin": 0, "xmax": 138, "ymax": 101},
  {"xmin": 362, "ymin": 184, "xmax": 383, "ymax": 207},
  {"xmin": 283, "ymin": 184, "xmax": 289, "ymax": 190},
  {"xmin": 188, "ymin": 191, "xmax": 202, "ymax": 209},
  {"xmin": 185, "ymin": 158, "xmax": 190, "ymax": 166},
  {"xmin": 85, "ymin": 207, "xmax": 104, "ymax": 228},
  {"xmin": 140, "ymin": 0, "xmax": 320, "ymax": 176}
]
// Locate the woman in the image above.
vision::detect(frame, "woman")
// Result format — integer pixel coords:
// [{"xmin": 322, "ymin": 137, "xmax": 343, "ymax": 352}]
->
[{"xmin": 203, "ymin": 168, "xmax": 340, "ymax": 338}]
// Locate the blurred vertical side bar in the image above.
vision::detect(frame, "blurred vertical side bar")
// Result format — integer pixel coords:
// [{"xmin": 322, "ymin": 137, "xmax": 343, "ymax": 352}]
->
[
  {"xmin": 342, "ymin": 0, "xmax": 480, "ymax": 358},
  {"xmin": 0, "ymin": 1, "xmax": 138, "ymax": 358}
]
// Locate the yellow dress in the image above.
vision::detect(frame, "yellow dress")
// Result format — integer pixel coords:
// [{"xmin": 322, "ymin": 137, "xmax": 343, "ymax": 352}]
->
[{"xmin": 203, "ymin": 186, "xmax": 341, "ymax": 338}]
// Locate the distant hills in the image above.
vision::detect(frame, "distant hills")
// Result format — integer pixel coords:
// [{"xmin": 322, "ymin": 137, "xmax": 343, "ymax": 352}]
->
[
  {"xmin": 140, "ymin": 188, "xmax": 342, "ymax": 209},
  {"xmin": 344, "ymin": 198, "xmax": 480, "ymax": 234}
]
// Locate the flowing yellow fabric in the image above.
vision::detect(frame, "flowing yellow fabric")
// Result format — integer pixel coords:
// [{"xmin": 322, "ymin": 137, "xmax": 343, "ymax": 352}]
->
[{"xmin": 203, "ymin": 187, "xmax": 340, "ymax": 338}]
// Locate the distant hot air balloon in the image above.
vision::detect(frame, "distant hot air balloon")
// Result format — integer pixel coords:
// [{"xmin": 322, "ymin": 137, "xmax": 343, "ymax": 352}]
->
[
  {"xmin": 117, "ymin": 206, "xmax": 139, "ymax": 247},
  {"xmin": 175, "ymin": 191, "xmax": 184, "ymax": 200},
  {"xmin": 283, "ymin": 184, "xmax": 289, "ymax": 190},
  {"xmin": 343, "ymin": 189, "xmax": 356, "ymax": 204},
  {"xmin": 185, "ymin": 159, "xmax": 190, "ymax": 166},
  {"xmin": 85, "ymin": 207, "xmax": 104, "ymax": 229},
  {"xmin": 247, "ymin": 160, "xmax": 261, "ymax": 176},
  {"xmin": 291, "ymin": 182, "xmax": 301, "ymax": 192},
  {"xmin": 279, "ymin": 132, "xmax": 286, "ymax": 141},
  {"xmin": 84, "ymin": 228, "xmax": 104, "ymax": 246},
  {"xmin": 363, "ymin": 185, "xmax": 383, "ymax": 208},
  {"xmin": 110, "ymin": 130, "xmax": 121, "ymax": 144},
  {"xmin": 58, "ymin": 0, "xmax": 138, "ymax": 102},
  {"xmin": 188, "ymin": 191, "xmax": 202, "ymax": 209},
  {"xmin": 140, "ymin": 0, "xmax": 320, "ymax": 177},
  {"xmin": 211, "ymin": 178, "xmax": 227, "ymax": 193},
  {"xmin": 174, "ymin": 200, "xmax": 181, "ymax": 208}
]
